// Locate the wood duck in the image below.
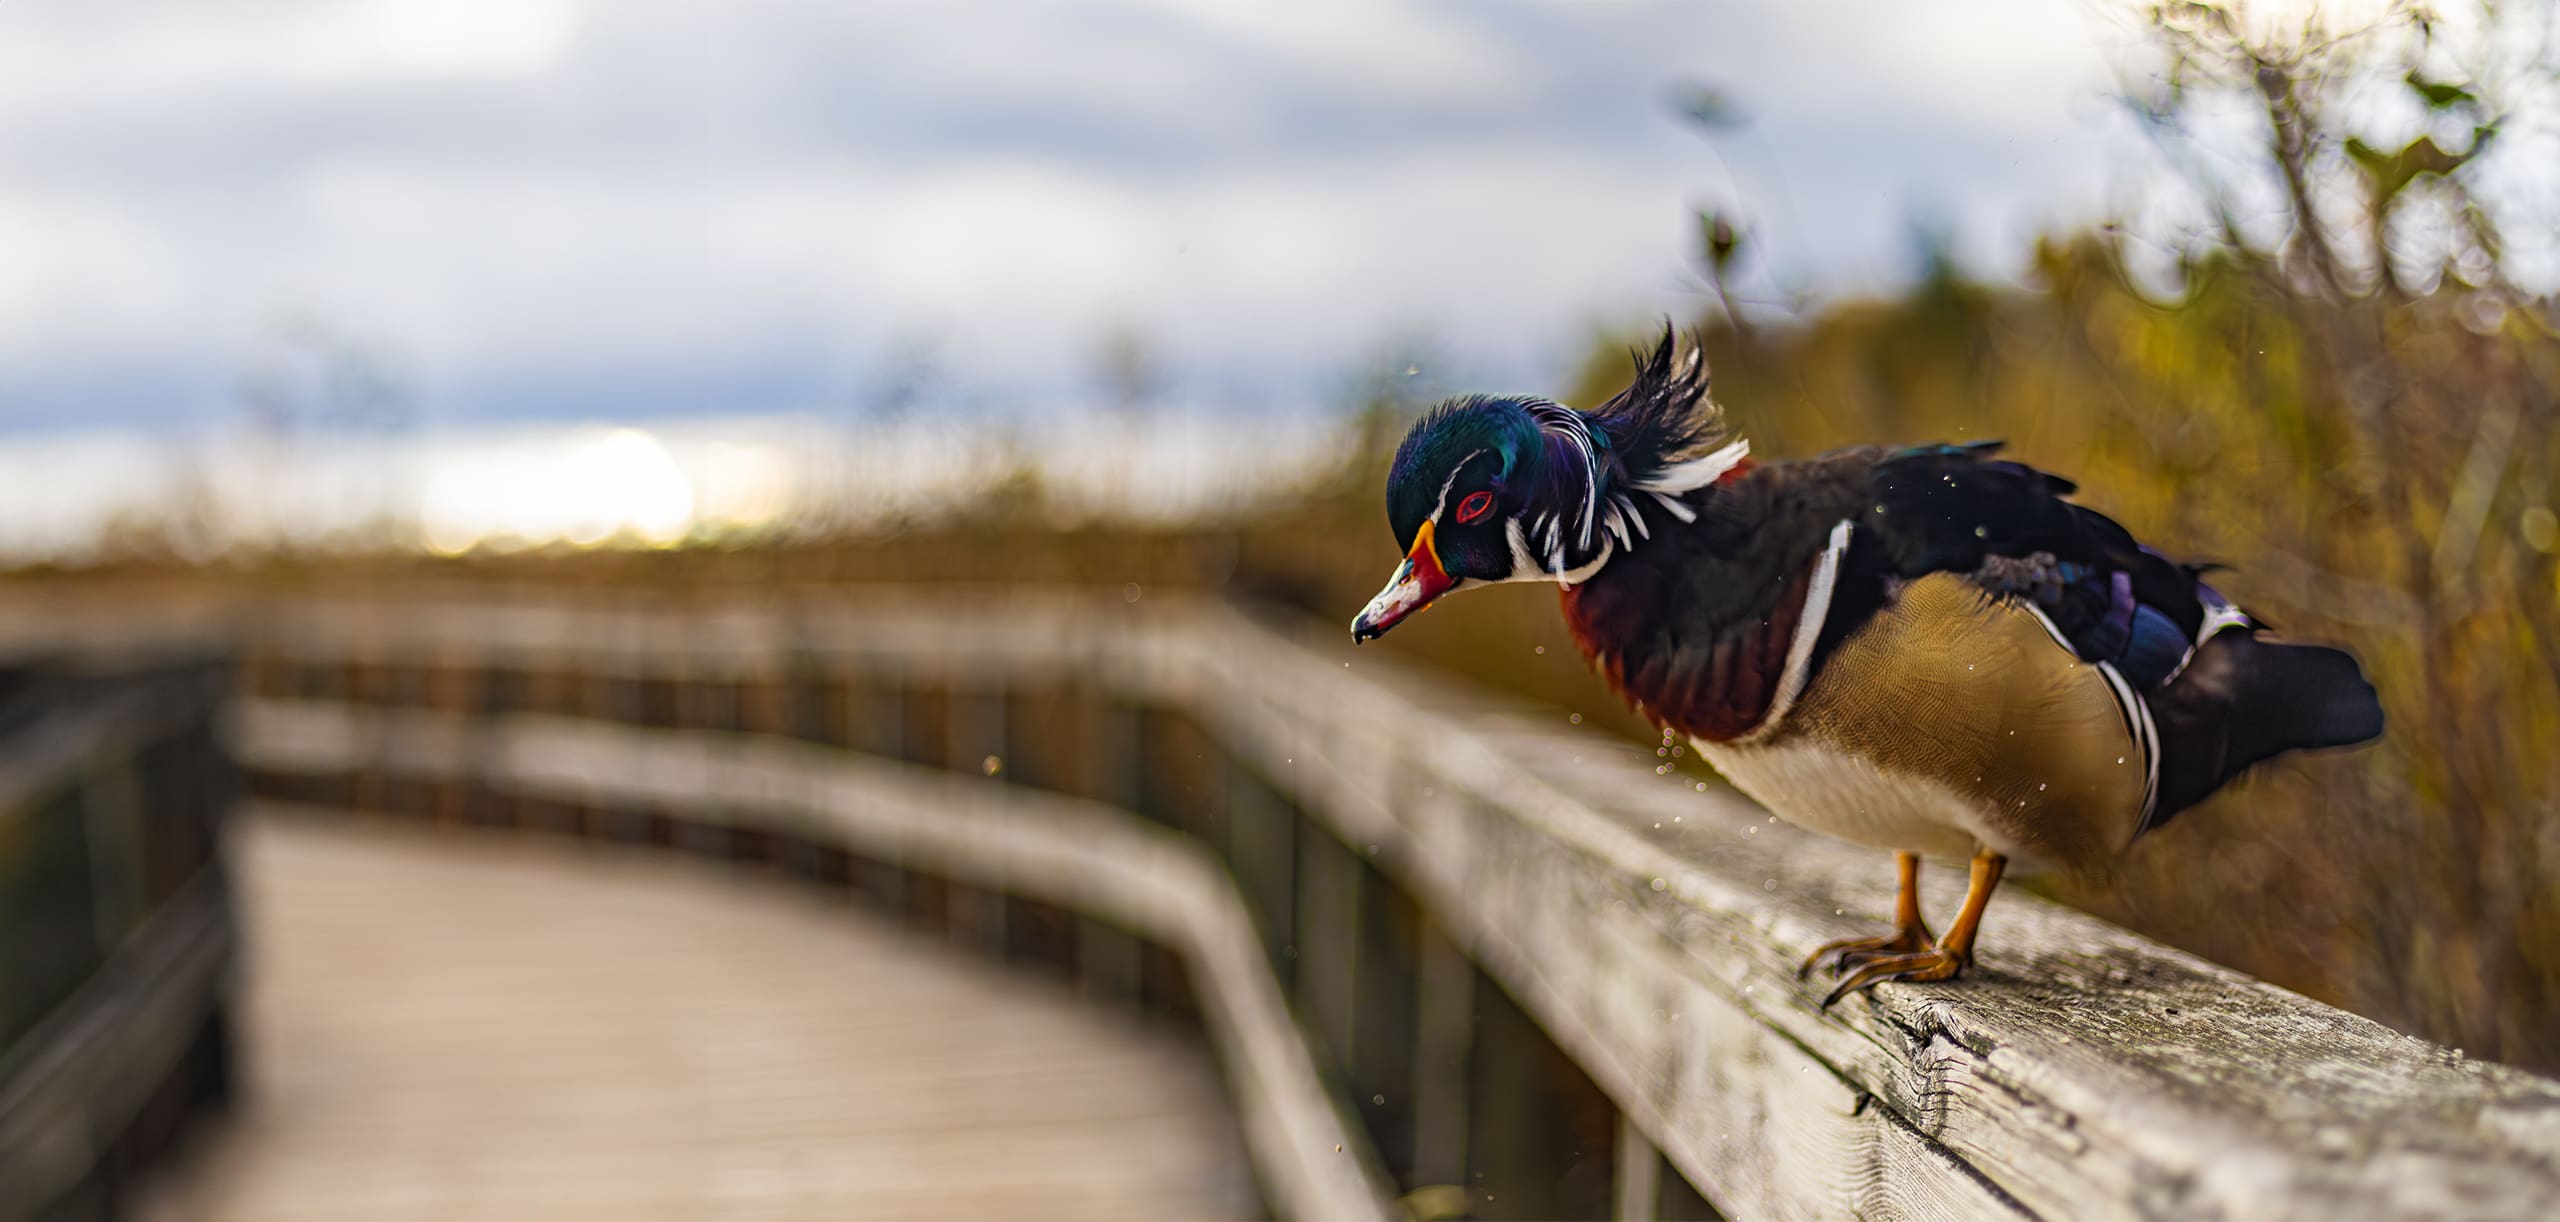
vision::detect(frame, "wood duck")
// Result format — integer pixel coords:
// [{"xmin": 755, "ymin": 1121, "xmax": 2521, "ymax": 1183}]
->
[{"xmin": 1349, "ymin": 329, "xmax": 2384, "ymax": 1007}]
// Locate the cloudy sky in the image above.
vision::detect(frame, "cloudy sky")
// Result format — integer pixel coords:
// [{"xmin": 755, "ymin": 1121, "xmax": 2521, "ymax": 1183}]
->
[{"xmin": 0, "ymin": 2, "xmax": 2153, "ymax": 435}]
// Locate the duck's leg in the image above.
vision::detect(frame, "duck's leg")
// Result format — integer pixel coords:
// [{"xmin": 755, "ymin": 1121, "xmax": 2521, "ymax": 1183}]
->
[
  {"xmin": 1820, "ymin": 851, "xmax": 2007, "ymax": 1009},
  {"xmin": 1797, "ymin": 851, "xmax": 1934, "ymax": 979}
]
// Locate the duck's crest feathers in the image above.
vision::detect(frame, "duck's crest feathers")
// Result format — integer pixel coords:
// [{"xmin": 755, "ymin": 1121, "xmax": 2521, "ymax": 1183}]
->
[{"xmin": 1591, "ymin": 324, "xmax": 1741, "ymax": 495}]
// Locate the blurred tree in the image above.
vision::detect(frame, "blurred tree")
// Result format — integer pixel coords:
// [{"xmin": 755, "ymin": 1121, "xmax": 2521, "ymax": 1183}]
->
[
  {"xmin": 236, "ymin": 315, "xmax": 417, "ymax": 438},
  {"xmin": 1095, "ymin": 322, "xmax": 1164, "ymax": 416},
  {"xmin": 1556, "ymin": 0, "xmax": 2560, "ymax": 1068},
  {"xmin": 863, "ymin": 328, "xmax": 949, "ymax": 422}
]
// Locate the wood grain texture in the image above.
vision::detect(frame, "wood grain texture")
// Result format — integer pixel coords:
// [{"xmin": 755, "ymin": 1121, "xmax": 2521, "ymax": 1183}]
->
[
  {"xmin": 135, "ymin": 815, "xmax": 1255, "ymax": 1222},
  {"xmin": 233, "ymin": 699, "xmax": 1400, "ymax": 1222},
  {"xmin": 238, "ymin": 591, "xmax": 2560, "ymax": 1221}
]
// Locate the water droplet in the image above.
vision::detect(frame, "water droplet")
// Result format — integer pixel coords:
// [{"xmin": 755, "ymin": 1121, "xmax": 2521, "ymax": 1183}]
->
[
  {"xmin": 1763, "ymin": 879, "xmax": 1777, "ymax": 891},
  {"xmin": 1650, "ymin": 877, "xmax": 1668, "ymax": 891},
  {"xmin": 1653, "ymin": 822, "xmax": 1661, "ymax": 829},
  {"xmin": 1657, "ymin": 747, "xmax": 1669, "ymax": 757},
  {"xmin": 1372, "ymin": 1093, "xmax": 1386, "ymax": 1105},
  {"xmin": 1568, "ymin": 713, "xmax": 1583, "ymax": 725},
  {"xmin": 1534, "ymin": 645, "xmax": 1546, "ymax": 655},
  {"xmin": 2116, "ymin": 756, "xmax": 2125, "ymax": 764},
  {"xmin": 1747, "ymin": 826, "xmax": 1758, "ymax": 835},
  {"xmin": 1122, "ymin": 582, "xmax": 1143, "ymax": 603},
  {"xmin": 981, "ymin": 755, "xmax": 1002, "ymax": 776},
  {"xmin": 2037, "ymin": 782, "xmax": 2047, "ymax": 791},
  {"xmin": 1694, "ymin": 782, "xmax": 1707, "ymax": 792}
]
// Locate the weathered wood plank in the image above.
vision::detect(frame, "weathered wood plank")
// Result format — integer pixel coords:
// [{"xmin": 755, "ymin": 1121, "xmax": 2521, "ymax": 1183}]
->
[
  {"xmin": 239, "ymin": 593, "xmax": 2560, "ymax": 1220},
  {"xmin": 233, "ymin": 699, "xmax": 1400, "ymax": 1222},
  {"xmin": 0, "ymin": 656, "xmax": 237, "ymax": 1222},
  {"xmin": 139, "ymin": 814, "xmax": 1255, "ymax": 1222}
]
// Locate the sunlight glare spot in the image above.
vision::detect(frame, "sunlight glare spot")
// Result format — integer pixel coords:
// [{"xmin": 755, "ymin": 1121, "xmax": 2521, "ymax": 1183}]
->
[{"xmin": 418, "ymin": 427, "xmax": 694, "ymax": 554}]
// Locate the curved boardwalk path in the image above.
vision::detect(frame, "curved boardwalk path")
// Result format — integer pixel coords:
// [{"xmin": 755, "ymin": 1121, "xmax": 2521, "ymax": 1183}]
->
[{"xmin": 140, "ymin": 815, "xmax": 1253, "ymax": 1221}]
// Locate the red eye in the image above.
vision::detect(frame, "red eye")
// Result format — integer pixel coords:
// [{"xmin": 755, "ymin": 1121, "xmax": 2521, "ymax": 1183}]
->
[{"xmin": 1455, "ymin": 490, "xmax": 1495, "ymax": 524}]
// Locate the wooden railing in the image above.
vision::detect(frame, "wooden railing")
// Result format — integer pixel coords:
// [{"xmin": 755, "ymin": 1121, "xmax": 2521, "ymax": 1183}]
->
[
  {"xmin": 226, "ymin": 589, "xmax": 2560, "ymax": 1221},
  {"xmin": 0, "ymin": 647, "xmax": 238, "ymax": 1222}
]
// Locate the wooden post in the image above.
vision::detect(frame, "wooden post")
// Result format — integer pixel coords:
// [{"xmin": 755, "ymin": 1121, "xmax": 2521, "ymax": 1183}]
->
[
  {"xmin": 1614, "ymin": 1112, "xmax": 1663, "ymax": 1222},
  {"xmin": 948, "ymin": 684, "xmax": 1007, "ymax": 787},
  {"xmin": 670, "ymin": 662, "xmax": 733, "ymax": 861},
  {"xmin": 947, "ymin": 882, "xmax": 1009, "ymax": 961},
  {"xmin": 1656, "ymin": 1163, "xmax": 1723, "ymax": 1222},
  {"xmin": 1094, "ymin": 698, "xmax": 1141, "ymax": 812},
  {"xmin": 79, "ymin": 751, "xmax": 145, "ymax": 952},
  {"xmin": 1078, "ymin": 916, "xmax": 1142, "ymax": 1009},
  {"xmin": 1226, "ymin": 761, "xmax": 1296, "ymax": 979},
  {"xmin": 1076, "ymin": 682, "xmax": 1141, "ymax": 1007},
  {"xmin": 1353, "ymin": 858, "xmax": 1420, "ymax": 1178},
  {"xmin": 1294, "ymin": 809, "xmax": 1360, "ymax": 1074},
  {"xmin": 1410, "ymin": 917, "xmax": 1474, "ymax": 1192},
  {"xmin": 847, "ymin": 669, "xmax": 904, "ymax": 760}
]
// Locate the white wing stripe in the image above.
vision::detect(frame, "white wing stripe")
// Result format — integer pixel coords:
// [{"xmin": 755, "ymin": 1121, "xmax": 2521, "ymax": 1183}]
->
[{"xmin": 1734, "ymin": 519, "xmax": 1852, "ymax": 745}]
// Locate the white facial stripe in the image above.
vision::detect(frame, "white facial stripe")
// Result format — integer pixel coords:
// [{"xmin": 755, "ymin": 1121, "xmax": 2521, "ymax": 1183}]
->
[
  {"xmin": 1551, "ymin": 541, "xmax": 1612, "ymax": 586},
  {"xmin": 1430, "ymin": 449, "xmax": 1491, "ymax": 524},
  {"xmin": 1504, "ymin": 518, "xmax": 1542, "ymax": 580}
]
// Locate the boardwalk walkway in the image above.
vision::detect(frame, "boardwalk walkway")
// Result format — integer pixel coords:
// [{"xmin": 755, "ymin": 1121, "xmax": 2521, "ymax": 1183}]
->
[{"xmin": 138, "ymin": 814, "xmax": 1253, "ymax": 1221}]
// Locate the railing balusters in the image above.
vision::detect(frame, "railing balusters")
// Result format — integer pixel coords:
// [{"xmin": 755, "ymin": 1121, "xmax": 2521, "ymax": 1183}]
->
[{"xmin": 190, "ymin": 593, "xmax": 2560, "ymax": 1222}]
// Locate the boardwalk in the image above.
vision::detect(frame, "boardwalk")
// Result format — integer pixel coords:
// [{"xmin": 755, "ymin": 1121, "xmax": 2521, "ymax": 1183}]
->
[{"xmin": 138, "ymin": 814, "xmax": 1253, "ymax": 1221}]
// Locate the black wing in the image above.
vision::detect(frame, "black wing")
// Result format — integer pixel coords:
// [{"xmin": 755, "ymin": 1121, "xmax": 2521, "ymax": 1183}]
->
[
  {"xmin": 1849, "ymin": 441, "xmax": 2219, "ymax": 691},
  {"xmin": 1837, "ymin": 442, "xmax": 2381, "ymax": 832}
]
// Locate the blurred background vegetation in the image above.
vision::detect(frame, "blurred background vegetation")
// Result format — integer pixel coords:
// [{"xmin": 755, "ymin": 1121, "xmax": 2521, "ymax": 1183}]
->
[{"xmin": 9, "ymin": 1, "xmax": 2559, "ymax": 1074}]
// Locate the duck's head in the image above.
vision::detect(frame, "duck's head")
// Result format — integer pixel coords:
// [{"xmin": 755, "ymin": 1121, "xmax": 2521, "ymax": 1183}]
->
[
  {"xmin": 1350, "ymin": 329, "xmax": 1745, "ymax": 642},
  {"xmin": 1350, "ymin": 395, "xmax": 1547, "ymax": 643}
]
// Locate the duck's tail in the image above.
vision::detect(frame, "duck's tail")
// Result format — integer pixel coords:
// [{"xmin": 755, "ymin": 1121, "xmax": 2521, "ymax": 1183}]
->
[{"xmin": 2141, "ymin": 631, "xmax": 2384, "ymax": 832}]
